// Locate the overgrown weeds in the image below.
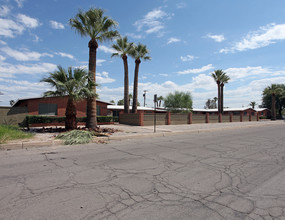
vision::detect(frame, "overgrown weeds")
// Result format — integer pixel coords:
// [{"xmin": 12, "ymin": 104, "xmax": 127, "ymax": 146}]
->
[{"xmin": 0, "ymin": 125, "xmax": 33, "ymax": 144}]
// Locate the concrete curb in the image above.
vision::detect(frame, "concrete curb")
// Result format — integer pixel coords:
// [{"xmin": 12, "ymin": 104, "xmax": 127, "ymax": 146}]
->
[
  {"xmin": 0, "ymin": 140, "xmax": 63, "ymax": 150},
  {"xmin": 0, "ymin": 121, "xmax": 282, "ymax": 150}
]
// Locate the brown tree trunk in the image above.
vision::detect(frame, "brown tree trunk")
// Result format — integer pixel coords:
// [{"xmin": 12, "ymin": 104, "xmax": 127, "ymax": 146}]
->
[
  {"xmin": 86, "ymin": 39, "xmax": 98, "ymax": 128},
  {"xmin": 123, "ymin": 55, "xmax": 129, "ymax": 113},
  {"xmin": 272, "ymin": 93, "xmax": 276, "ymax": 120},
  {"xmin": 132, "ymin": 59, "xmax": 141, "ymax": 113},
  {"xmin": 221, "ymin": 83, "xmax": 224, "ymax": 114},
  {"xmin": 65, "ymin": 98, "xmax": 77, "ymax": 130},
  {"xmin": 217, "ymin": 81, "xmax": 221, "ymax": 114}
]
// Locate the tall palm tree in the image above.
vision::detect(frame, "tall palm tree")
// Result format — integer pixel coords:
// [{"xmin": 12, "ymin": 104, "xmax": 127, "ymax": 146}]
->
[
  {"xmin": 41, "ymin": 66, "xmax": 96, "ymax": 130},
  {"xmin": 157, "ymin": 96, "xmax": 164, "ymax": 107},
  {"xmin": 130, "ymin": 43, "xmax": 151, "ymax": 113},
  {"xmin": 111, "ymin": 36, "xmax": 134, "ymax": 113},
  {"xmin": 263, "ymin": 84, "xmax": 282, "ymax": 120},
  {"xmin": 220, "ymin": 73, "xmax": 230, "ymax": 114},
  {"xmin": 211, "ymin": 70, "xmax": 224, "ymax": 114},
  {"xmin": 70, "ymin": 8, "xmax": 119, "ymax": 128}
]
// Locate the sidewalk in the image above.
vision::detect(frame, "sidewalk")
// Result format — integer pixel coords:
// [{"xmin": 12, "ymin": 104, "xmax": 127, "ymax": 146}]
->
[{"xmin": 0, "ymin": 120, "xmax": 283, "ymax": 150}]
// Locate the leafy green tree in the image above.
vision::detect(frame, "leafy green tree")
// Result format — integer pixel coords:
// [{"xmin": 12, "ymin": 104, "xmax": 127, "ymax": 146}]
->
[
  {"xmin": 110, "ymin": 100, "xmax": 115, "ymax": 104},
  {"xmin": 111, "ymin": 36, "xmax": 134, "ymax": 113},
  {"xmin": 164, "ymin": 91, "xmax": 193, "ymax": 113},
  {"xmin": 117, "ymin": 99, "xmax": 124, "ymax": 105},
  {"xmin": 262, "ymin": 84, "xmax": 285, "ymax": 120},
  {"xmin": 70, "ymin": 8, "xmax": 119, "ymax": 128},
  {"xmin": 204, "ymin": 98, "xmax": 217, "ymax": 109},
  {"xmin": 41, "ymin": 66, "xmax": 96, "ymax": 130},
  {"xmin": 130, "ymin": 43, "xmax": 151, "ymax": 113},
  {"xmin": 10, "ymin": 100, "xmax": 15, "ymax": 106}
]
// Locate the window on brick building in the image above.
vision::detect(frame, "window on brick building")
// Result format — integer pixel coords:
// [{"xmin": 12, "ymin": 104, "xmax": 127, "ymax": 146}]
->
[
  {"xmin": 97, "ymin": 105, "xmax": 101, "ymax": 116},
  {"xmin": 38, "ymin": 103, "xmax": 58, "ymax": 115}
]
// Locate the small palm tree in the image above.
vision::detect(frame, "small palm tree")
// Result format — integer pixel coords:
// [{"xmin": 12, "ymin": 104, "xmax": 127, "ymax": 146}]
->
[
  {"xmin": 249, "ymin": 101, "xmax": 256, "ymax": 109},
  {"xmin": 211, "ymin": 70, "xmax": 224, "ymax": 114},
  {"xmin": 128, "ymin": 93, "xmax": 133, "ymax": 106},
  {"xmin": 111, "ymin": 36, "xmax": 134, "ymax": 113},
  {"xmin": 41, "ymin": 66, "xmax": 96, "ymax": 130},
  {"xmin": 130, "ymin": 43, "xmax": 151, "ymax": 113},
  {"xmin": 70, "ymin": 8, "xmax": 119, "ymax": 128},
  {"xmin": 263, "ymin": 84, "xmax": 282, "ymax": 120},
  {"xmin": 220, "ymin": 72, "xmax": 230, "ymax": 114}
]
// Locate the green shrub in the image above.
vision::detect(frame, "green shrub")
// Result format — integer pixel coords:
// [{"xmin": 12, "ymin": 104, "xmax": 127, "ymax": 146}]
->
[
  {"xmin": 0, "ymin": 125, "xmax": 33, "ymax": 144},
  {"xmin": 56, "ymin": 130, "xmax": 93, "ymax": 145},
  {"xmin": 20, "ymin": 115, "xmax": 116, "ymax": 127},
  {"xmin": 259, "ymin": 116, "xmax": 268, "ymax": 120}
]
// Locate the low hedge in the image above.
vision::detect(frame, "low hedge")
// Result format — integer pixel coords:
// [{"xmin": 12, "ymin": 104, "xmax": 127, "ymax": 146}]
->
[{"xmin": 20, "ymin": 115, "xmax": 117, "ymax": 127}]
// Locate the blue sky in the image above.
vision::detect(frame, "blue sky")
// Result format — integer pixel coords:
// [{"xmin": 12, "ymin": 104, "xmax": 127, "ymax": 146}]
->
[{"xmin": 1, "ymin": 0, "xmax": 285, "ymax": 108}]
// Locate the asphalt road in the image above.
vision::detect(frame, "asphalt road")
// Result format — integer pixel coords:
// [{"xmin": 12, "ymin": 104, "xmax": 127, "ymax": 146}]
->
[{"xmin": 0, "ymin": 124, "xmax": 285, "ymax": 219}]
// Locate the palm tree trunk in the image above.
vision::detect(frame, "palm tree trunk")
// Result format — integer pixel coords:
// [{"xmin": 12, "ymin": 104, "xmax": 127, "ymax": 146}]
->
[
  {"xmin": 65, "ymin": 98, "xmax": 77, "ymax": 130},
  {"xmin": 217, "ymin": 82, "xmax": 221, "ymax": 114},
  {"xmin": 221, "ymin": 83, "xmax": 224, "ymax": 114},
  {"xmin": 86, "ymin": 39, "xmax": 98, "ymax": 128},
  {"xmin": 123, "ymin": 55, "xmax": 129, "ymax": 113},
  {"xmin": 132, "ymin": 59, "xmax": 141, "ymax": 113},
  {"xmin": 272, "ymin": 94, "xmax": 276, "ymax": 120}
]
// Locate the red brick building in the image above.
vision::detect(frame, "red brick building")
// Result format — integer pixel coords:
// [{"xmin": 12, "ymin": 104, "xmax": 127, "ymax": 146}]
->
[{"xmin": 13, "ymin": 96, "xmax": 111, "ymax": 117}]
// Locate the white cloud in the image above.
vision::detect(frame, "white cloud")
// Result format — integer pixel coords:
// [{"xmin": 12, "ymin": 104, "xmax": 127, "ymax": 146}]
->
[
  {"xmin": 191, "ymin": 74, "xmax": 216, "ymax": 90},
  {"xmin": 125, "ymin": 33, "xmax": 143, "ymax": 39},
  {"xmin": 134, "ymin": 8, "xmax": 172, "ymax": 36},
  {"xmin": 97, "ymin": 59, "xmax": 106, "ymax": 66},
  {"xmin": 0, "ymin": 13, "xmax": 40, "ymax": 38},
  {"xmin": 0, "ymin": 40, "xmax": 6, "ymax": 45},
  {"xmin": 50, "ymin": 20, "xmax": 65, "ymax": 29},
  {"xmin": 167, "ymin": 37, "xmax": 181, "ymax": 44},
  {"xmin": 0, "ymin": 62, "xmax": 57, "ymax": 77},
  {"xmin": 0, "ymin": 18, "xmax": 24, "ymax": 37},
  {"xmin": 97, "ymin": 71, "xmax": 115, "ymax": 84},
  {"xmin": 177, "ymin": 64, "xmax": 214, "ymax": 75},
  {"xmin": 220, "ymin": 23, "xmax": 285, "ymax": 53},
  {"xmin": 159, "ymin": 73, "xmax": 168, "ymax": 77},
  {"xmin": 0, "ymin": 5, "xmax": 10, "ymax": 17},
  {"xmin": 146, "ymin": 25, "xmax": 164, "ymax": 34},
  {"xmin": 176, "ymin": 2, "xmax": 187, "ymax": 9},
  {"xmin": 0, "ymin": 78, "xmax": 49, "ymax": 105},
  {"xmin": 0, "ymin": 55, "xmax": 6, "ymax": 62},
  {"xmin": 55, "ymin": 52, "xmax": 74, "ymax": 60},
  {"xmin": 16, "ymin": 14, "xmax": 39, "ymax": 28},
  {"xmin": 207, "ymin": 34, "xmax": 225, "ymax": 42},
  {"xmin": 98, "ymin": 45, "xmax": 116, "ymax": 54},
  {"xmin": 180, "ymin": 55, "xmax": 196, "ymax": 62},
  {"xmin": 15, "ymin": 0, "xmax": 25, "ymax": 8},
  {"xmin": 32, "ymin": 34, "xmax": 40, "ymax": 42},
  {"xmin": 224, "ymin": 66, "xmax": 271, "ymax": 81},
  {"xmin": 1, "ymin": 47, "xmax": 53, "ymax": 61}
]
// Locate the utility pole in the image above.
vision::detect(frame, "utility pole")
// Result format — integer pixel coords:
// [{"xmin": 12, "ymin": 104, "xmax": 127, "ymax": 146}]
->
[{"xmin": 143, "ymin": 90, "xmax": 147, "ymax": 107}]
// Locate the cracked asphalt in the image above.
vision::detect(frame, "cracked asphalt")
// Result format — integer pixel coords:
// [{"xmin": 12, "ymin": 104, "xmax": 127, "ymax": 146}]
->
[{"xmin": 0, "ymin": 123, "xmax": 285, "ymax": 219}]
